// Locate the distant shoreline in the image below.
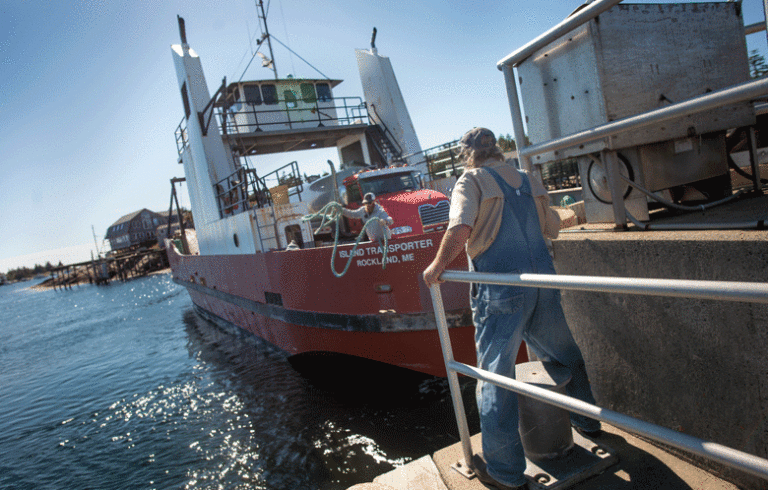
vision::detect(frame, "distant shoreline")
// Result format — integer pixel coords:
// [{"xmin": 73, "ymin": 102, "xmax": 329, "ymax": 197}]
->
[{"xmin": 30, "ymin": 268, "xmax": 172, "ymax": 291}]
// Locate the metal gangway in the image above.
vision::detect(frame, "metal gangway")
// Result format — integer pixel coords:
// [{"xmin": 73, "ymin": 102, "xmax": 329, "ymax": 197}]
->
[{"xmin": 428, "ymin": 271, "xmax": 768, "ymax": 486}]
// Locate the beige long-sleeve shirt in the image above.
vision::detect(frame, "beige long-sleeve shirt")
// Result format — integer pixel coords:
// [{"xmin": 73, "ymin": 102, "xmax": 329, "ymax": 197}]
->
[
  {"xmin": 447, "ymin": 159, "xmax": 560, "ymax": 259},
  {"xmin": 341, "ymin": 203, "xmax": 394, "ymax": 242}
]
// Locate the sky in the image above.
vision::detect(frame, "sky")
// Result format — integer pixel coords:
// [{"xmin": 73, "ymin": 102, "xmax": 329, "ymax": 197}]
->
[{"xmin": 2, "ymin": 0, "xmax": 768, "ymax": 272}]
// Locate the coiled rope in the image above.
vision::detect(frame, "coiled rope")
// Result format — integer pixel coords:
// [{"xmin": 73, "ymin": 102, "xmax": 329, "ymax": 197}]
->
[{"xmin": 302, "ymin": 202, "xmax": 389, "ymax": 278}]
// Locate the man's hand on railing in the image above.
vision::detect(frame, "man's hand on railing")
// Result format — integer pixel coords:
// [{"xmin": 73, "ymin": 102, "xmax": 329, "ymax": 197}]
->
[
  {"xmin": 422, "ymin": 262, "xmax": 445, "ymax": 287},
  {"xmin": 423, "ymin": 225, "xmax": 471, "ymax": 287}
]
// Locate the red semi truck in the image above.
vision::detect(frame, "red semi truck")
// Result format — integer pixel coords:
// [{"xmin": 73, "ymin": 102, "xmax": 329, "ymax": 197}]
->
[{"xmin": 341, "ymin": 166, "xmax": 450, "ymax": 238}]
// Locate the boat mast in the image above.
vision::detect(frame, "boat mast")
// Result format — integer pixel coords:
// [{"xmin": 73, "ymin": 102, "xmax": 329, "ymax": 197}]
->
[{"xmin": 256, "ymin": 0, "xmax": 278, "ymax": 80}]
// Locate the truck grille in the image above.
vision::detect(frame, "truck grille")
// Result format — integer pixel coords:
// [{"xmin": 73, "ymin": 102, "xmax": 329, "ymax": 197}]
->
[{"xmin": 419, "ymin": 201, "xmax": 450, "ymax": 226}]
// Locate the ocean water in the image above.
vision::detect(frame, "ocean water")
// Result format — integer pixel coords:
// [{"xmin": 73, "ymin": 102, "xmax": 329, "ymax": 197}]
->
[{"xmin": 0, "ymin": 273, "xmax": 477, "ymax": 490}]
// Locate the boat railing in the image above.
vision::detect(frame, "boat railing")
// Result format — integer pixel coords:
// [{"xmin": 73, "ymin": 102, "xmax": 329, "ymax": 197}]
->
[
  {"xmin": 215, "ymin": 95, "xmax": 369, "ymax": 134},
  {"xmin": 257, "ymin": 160, "xmax": 304, "ymax": 200},
  {"xmin": 419, "ymin": 139, "xmax": 463, "ymax": 179},
  {"xmin": 242, "ymin": 168, "xmax": 273, "ymax": 209},
  {"xmin": 496, "ymin": 0, "xmax": 768, "ymax": 227},
  {"xmin": 366, "ymin": 102, "xmax": 405, "ymax": 162},
  {"xmin": 214, "ymin": 167, "xmax": 255, "ymax": 218},
  {"xmin": 428, "ymin": 270, "xmax": 768, "ymax": 483},
  {"xmin": 213, "ymin": 161, "xmax": 298, "ymax": 219}
]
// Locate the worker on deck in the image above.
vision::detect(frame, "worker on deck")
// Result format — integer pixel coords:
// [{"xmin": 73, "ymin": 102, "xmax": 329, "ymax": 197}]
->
[
  {"xmin": 423, "ymin": 127, "xmax": 601, "ymax": 490},
  {"xmin": 342, "ymin": 192, "xmax": 394, "ymax": 243}
]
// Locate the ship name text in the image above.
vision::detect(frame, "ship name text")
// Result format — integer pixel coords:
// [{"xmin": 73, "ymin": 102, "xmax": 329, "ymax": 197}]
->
[{"xmin": 337, "ymin": 238, "xmax": 434, "ymax": 266}]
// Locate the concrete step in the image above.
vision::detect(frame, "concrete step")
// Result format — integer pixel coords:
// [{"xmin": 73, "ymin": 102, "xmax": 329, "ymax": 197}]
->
[{"xmin": 350, "ymin": 424, "xmax": 741, "ymax": 490}]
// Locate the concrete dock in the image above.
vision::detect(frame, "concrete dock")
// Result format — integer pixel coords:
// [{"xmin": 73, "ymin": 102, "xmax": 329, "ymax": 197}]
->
[
  {"xmin": 349, "ymin": 423, "xmax": 742, "ymax": 490},
  {"xmin": 552, "ymin": 192, "xmax": 767, "ymax": 490}
]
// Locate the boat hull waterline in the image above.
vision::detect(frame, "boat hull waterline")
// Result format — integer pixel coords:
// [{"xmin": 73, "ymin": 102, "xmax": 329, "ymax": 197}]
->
[{"xmin": 168, "ymin": 233, "xmax": 477, "ymax": 377}]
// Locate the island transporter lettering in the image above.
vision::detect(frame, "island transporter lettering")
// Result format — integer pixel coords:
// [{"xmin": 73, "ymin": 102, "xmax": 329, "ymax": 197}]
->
[{"xmin": 337, "ymin": 238, "xmax": 434, "ymax": 267}]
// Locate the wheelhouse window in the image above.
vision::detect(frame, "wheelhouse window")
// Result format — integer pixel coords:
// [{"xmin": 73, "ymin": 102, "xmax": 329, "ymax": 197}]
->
[
  {"xmin": 227, "ymin": 86, "xmax": 242, "ymax": 112},
  {"xmin": 243, "ymin": 85, "xmax": 262, "ymax": 106},
  {"xmin": 300, "ymin": 83, "xmax": 316, "ymax": 103},
  {"xmin": 261, "ymin": 84, "xmax": 278, "ymax": 105},
  {"xmin": 284, "ymin": 90, "xmax": 297, "ymax": 108},
  {"xmin": 316, "ymin": 83, "xmax": 331, "ymax": 102}
]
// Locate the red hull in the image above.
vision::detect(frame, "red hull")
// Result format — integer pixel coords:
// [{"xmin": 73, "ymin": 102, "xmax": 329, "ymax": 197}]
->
[{"xmin": 168, "ymin": 233, "xmax": 486, "ymax": 377}]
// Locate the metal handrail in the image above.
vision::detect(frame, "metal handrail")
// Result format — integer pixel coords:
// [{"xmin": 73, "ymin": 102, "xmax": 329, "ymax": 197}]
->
[
  {"xmin": 214, "ymin": 167, "xmax": 251, "ymax": 218},
  {"xmin": 517, "ymin": 78, "xmax": 768, "ymax": 161},
  {"xmin": 258, "ymin": 160, "xmax": 304, "ymax": 198},
  {"xmin": 428, "ymin": 270, "xmax": 768, "ymax": 481},
  {"xmin": 745, "ymin": 21, "xmax": 766, "ymax": 35},
  {"xmin": 392, "ymin": 139, "xmax": 463, "ymax": 179},
  {"xmin": 496, "ymin": 0, "xmax": 623, "ymax": 69},
  {"xmin": 366, "ymin": 103, "xmax": 404, "ymax": 160},
  {"xmin": 216, "ymin": 95, "xmax": 368, "ymax": 134}
]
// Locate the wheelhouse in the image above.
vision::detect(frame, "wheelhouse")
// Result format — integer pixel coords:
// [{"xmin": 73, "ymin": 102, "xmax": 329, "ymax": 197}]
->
[{"xmin": 224, "ymin": 78, "xmax": 345, "ymax": 132}]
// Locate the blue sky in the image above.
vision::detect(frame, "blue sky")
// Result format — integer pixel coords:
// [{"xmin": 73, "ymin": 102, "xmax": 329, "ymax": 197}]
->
[{"xmin": 2, "ymin": 0, "xmax": 767, "ymax": 271}]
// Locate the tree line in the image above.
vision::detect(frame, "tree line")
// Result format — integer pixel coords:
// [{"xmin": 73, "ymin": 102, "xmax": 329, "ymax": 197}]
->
[{"xmin": 4, "ymin": 262, "xmax": 62, "ymax": 282}]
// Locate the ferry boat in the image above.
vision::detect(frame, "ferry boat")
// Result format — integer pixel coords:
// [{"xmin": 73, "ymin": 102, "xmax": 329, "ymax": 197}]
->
[{"xmin": 165, "ymin": 16, "xmax": 480, "ymax": 376}]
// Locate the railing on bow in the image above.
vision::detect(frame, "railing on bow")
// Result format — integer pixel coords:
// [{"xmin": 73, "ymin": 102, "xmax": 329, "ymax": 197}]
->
[{"xmin": 428, "ymin": 270, "xmax": 768, "ymax": 483}]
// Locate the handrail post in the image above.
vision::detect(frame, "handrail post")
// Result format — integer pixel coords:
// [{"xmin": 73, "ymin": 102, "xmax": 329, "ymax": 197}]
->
[
  {"xmin": 502, "ymin": 63, "xmax": 532, "ymax": 173},
  {"xmin": 747, "ymin": 127, "xmax": 763, "ymax": 193},
  {"xmin": 429, "ymin": 284, "xmax": 474, "ymax": 473},
  {"xmin": 763, "ymin": 0, "xmax": 768, "ymax": 45}
]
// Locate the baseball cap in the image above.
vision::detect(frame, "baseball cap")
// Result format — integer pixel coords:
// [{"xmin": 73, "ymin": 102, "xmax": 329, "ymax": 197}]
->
[
  {"xmin": 460, "ymin": 127, "xmax": 496, "ymax": 151},
  {"xmin": 362, "ymin": 192, "xmax": 376, "ymax": 204}
]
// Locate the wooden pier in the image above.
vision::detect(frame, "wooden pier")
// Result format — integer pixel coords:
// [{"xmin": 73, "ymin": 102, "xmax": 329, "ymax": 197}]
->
[{"xmin": 45, "ymin": 248, "xmax": 169, "ymax": 290}]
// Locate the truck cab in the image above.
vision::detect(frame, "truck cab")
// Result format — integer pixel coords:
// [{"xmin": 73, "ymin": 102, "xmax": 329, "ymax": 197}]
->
[{"xmin": 342, "ymin": 166, "xmax": 450, "ymax": 239}]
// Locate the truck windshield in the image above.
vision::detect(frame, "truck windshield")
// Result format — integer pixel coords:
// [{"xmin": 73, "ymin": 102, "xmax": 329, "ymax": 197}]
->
[{"xmin": 359, "ymin": 173, "xmax": 418, "ymax": 197}]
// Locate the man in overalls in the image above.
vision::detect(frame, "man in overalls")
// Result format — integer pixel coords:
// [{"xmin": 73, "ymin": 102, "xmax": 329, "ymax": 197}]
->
[{"xmin": 423, "ymin": 128, "xmax": 601, "ymax": 490}]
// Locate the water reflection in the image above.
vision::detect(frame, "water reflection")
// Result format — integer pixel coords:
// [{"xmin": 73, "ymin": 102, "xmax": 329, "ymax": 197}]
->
[{"xmin": 180, "ymin": 308, "xmax": 479, "ymax": 490}]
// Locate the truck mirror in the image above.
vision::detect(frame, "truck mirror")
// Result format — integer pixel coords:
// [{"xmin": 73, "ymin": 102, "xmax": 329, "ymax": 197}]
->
[{"xmin": 339, "ymin": 187, "xmax": 348, "ymax": 205}]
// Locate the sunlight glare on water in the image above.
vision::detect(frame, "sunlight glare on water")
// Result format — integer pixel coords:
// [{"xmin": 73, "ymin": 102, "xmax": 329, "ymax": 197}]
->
[{"xmin": 0, "ymin": 273, "xmax": 476, "ymax": 490}]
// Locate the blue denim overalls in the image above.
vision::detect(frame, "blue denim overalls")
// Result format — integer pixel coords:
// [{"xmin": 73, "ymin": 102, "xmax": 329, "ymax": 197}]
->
[{"xmin": 471, "ymin": 167, "xmax": 600, "ymax": 486}]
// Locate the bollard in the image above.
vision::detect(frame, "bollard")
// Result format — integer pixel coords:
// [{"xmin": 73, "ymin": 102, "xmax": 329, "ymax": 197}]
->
[{"xmin": 516, "ymin": 361, "xmax": 574, "ymax": 461}]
